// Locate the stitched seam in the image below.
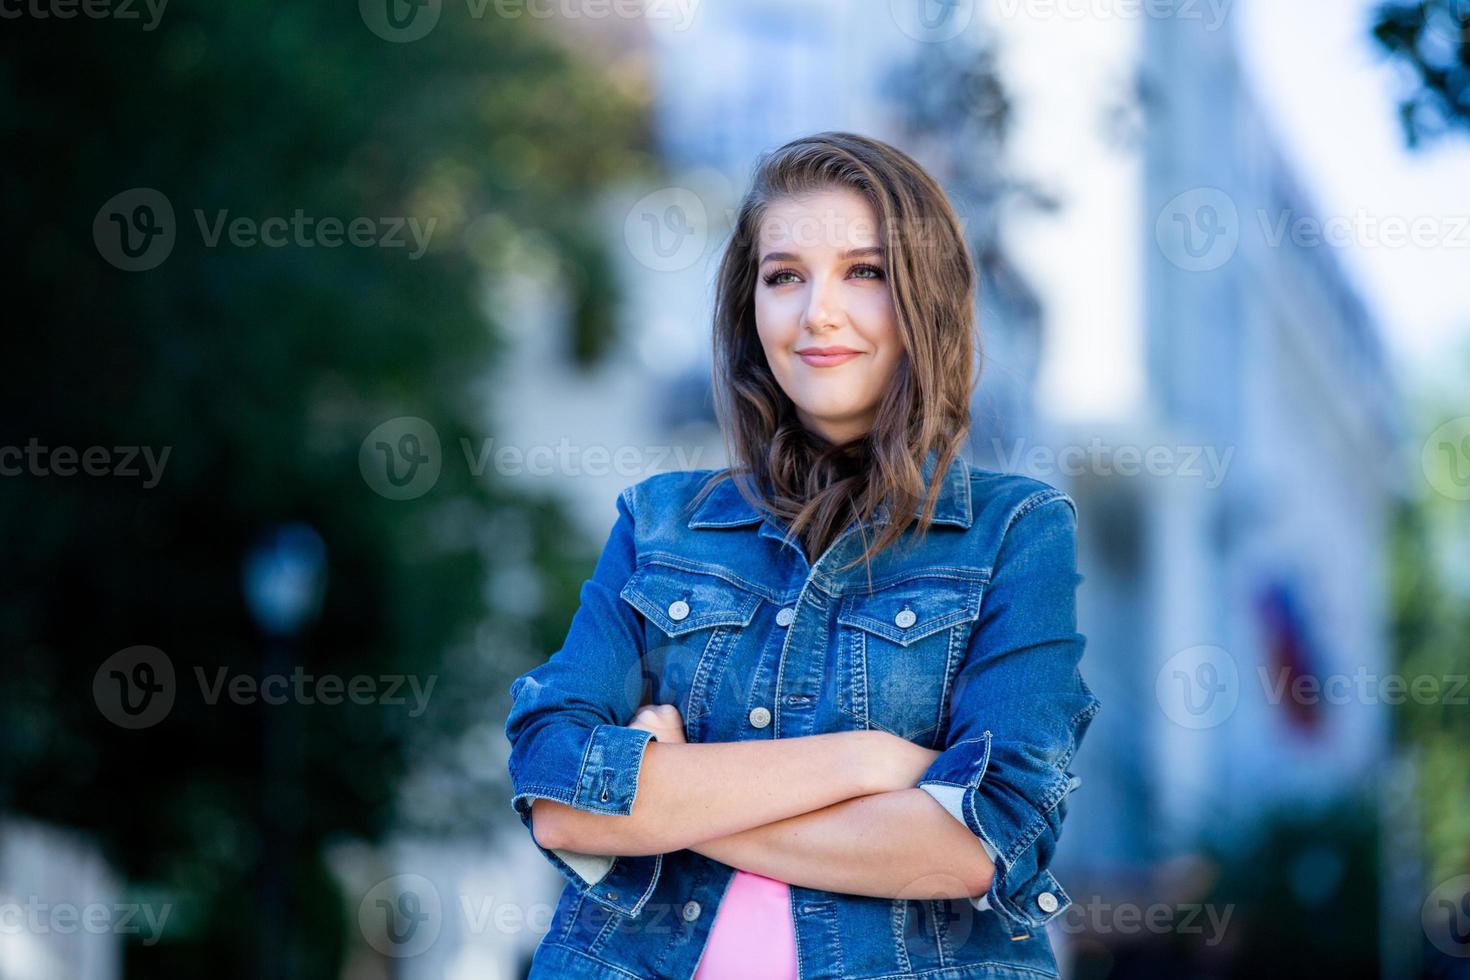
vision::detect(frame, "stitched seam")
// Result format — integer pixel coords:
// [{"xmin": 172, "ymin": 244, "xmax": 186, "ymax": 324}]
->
[
  {"xmin": 536, "ymin": 943, "xmax": 649, "ymax": 980},
  {"xmin": 839, "ymin": 565, "xmax": 991, "ymax": 592},
  {"xmin": 638, "ymin": 551, "xmax": 782, "ymax": 599},
  {"xmin": 1001, "ymin": 489, "xmax": 1072, "ymax": 540}
]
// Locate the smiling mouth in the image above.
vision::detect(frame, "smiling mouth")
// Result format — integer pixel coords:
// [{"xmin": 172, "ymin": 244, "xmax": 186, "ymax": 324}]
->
[{"xmin": 797, "ymin": 350, "xmax": 862, "ymax": 367}]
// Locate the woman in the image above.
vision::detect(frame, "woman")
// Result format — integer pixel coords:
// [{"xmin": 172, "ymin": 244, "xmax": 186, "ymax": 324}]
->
[{"xmin": 504, "ymin": 131, "xmax": 1101, "ymax": 979}]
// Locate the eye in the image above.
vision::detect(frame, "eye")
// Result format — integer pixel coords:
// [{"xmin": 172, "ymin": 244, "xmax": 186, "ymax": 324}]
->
[{"xmin": 764, "ymin": 264, "xmax": 887, "ymax": 287}]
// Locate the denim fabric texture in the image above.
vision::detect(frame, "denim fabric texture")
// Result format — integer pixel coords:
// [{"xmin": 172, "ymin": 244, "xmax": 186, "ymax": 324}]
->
[{"xmin": 504, "ymin": 450, "xmax": 1102, "ymax": 979}]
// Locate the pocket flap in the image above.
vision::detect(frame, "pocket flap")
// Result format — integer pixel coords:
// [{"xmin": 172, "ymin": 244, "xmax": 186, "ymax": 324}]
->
[
  {"xmin": 620, "ymin": 562, "xmax": 762, "ymax": 637},
  {"xmin": 837, "ymin": 577, "xmax": 983, "ymax": 646}
]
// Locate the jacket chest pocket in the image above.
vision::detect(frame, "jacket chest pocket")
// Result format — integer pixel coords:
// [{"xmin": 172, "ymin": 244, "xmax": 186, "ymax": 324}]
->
[
  {"xmin": 836, "ymin": 575, "xmax": 984, "ymax": 745},
  {"xmin": 618, "ymin": 561, "xmax": 763, "ymax": 737}
]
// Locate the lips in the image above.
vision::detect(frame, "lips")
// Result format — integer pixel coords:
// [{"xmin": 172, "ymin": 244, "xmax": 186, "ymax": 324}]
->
[{"xmin": 796, "ymin": 348, "xmax": 862, "ymax": 368}]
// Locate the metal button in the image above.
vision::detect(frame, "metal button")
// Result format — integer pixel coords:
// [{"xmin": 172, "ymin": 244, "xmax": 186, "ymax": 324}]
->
[
  {"xmin": 682, "ymin": 900, "xmax": 701, "ymax": 921},
  {"xmin": 748, "ymin": 706, "xmax": 771, "ymax": 728},
  {"xmin": 775, "ymin": 607, "xmax": 795, "ymax": 627},
  {"xmin": 894, "ymin": 608, "xmax": 917, "ymax": 629},
  {"xmin": 1036, "ymin": 891, "xmax": 1059, "ymax": 913},
  {"xmin": 668, "ymin": 599, "xmax": 690, "ymax": 621},
  {"xmin": 607, "ymin": 891, "xmax": 619, "ymax": 901}
]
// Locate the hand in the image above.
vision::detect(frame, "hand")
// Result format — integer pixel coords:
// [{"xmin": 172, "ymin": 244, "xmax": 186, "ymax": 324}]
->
[{"xmin": 628, "ymin": 702, "xmax": 687, "ymax": 745}]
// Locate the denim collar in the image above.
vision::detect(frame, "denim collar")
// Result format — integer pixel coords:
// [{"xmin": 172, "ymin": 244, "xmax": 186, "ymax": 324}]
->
[{"xmin": 686, "ymin": 449, "xmax": 973, "ymax": 532}]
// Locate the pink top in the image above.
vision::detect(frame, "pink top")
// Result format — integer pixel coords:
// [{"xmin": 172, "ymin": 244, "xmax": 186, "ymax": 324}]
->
[{"xmin": 692, "ymin": 870, "xmax": 799, "ymax": 979}]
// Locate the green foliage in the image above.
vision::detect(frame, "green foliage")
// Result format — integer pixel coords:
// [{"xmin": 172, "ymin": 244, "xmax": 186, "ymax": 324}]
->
[
  {"xmin": 0, "ymin": 3, "xmax": 650, "ymax": 976},
  {"xmin": 1372, "ymin": 0, "xmax": 1470, "ymax": 147},
  {"xmin": 1203, "ymin": 792, "xmax": 1382, "ymax": 979},
  {"xmin": 1389, "ymin": 393, "xmax": 1470, "ymax": 888}
]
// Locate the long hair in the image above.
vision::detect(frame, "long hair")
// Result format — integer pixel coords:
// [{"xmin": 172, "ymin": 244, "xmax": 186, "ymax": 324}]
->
[{"xmin": 689, "ymin": 131, "xmax": 978, "ymax": 575}]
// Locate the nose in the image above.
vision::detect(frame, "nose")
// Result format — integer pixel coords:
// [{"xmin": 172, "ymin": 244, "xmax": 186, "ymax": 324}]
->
[{"xmin": 800, "ymin": 271, "xmax": 844, "ymax": 334}]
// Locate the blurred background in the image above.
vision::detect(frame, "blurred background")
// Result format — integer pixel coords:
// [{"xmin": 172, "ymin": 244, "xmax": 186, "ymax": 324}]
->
[{"xmin": 3, "ymin": 0, "xmax": 1469, "ymax": 977}]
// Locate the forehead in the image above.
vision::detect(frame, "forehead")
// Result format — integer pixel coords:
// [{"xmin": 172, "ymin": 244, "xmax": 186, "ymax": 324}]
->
[{"xmin": 757, "ymin": 186, "xmax": 880, "ymax": 253}]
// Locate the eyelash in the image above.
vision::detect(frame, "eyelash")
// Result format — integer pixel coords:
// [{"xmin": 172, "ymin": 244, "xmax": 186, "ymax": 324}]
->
[{"xmin": 761, "ymin": 263, "xmax": 885, "ymax": 287}]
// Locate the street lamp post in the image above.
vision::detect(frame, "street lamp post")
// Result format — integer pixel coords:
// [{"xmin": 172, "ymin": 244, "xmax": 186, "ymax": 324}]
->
[{"xmin": 242, "ymin": 523, "xmax": 326, "ymax": 980}]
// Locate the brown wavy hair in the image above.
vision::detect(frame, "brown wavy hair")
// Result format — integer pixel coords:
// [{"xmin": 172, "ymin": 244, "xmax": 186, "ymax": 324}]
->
[{"xmin": 688, "ymin": 131, "xmax": 978, "ymax": 576}]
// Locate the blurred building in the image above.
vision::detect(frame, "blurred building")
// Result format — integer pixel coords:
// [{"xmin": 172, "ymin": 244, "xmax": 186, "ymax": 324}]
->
[
  {"xmin": 483, "ymin": 2, "xmax": 1408, "ymax": 978},
  {"xmin": 0, "ymin": 818, "xmax": 123, "ymax": 980},
  {"xmin": 990, "ymin": 3, "xmax": 1408, "ymax": 973}
]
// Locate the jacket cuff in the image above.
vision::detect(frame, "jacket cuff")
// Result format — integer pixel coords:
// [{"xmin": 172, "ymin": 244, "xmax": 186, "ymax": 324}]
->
[
  {"xmin": 509, "ymin": 724, "xmax": 663, "ymax": 917},
  {"xmin": 917, "ymin": 730, "xmax": 1077, "ymax": 930}
]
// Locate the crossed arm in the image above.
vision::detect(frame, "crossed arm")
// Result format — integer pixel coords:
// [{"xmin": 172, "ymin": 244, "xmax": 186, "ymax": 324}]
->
[{"xmin": 530, "ymin": 717, "xmax": 995, "ymax": 902}]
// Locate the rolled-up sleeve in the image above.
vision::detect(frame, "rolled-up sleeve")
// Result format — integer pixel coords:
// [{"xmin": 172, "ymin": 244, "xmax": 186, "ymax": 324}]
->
[
  {"xmin": 918, "ymin": 491, "xmax": 1101, "ymax": 930},
  {"xmin": 504, "ymin": 484, "xmax": 664, "ymax": 918}
]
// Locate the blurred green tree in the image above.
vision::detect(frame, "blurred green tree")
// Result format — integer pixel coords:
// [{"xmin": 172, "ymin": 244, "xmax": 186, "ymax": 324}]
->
[
  {"xmin": 1390, "ymin": 385, "xmax": 1470, "ymax": 888},
  {"xmin": 0, "ymin": 2, "xmax": 651, "ymax": 977},
  {"xmin": 1372, "ymin": 0, "xmax": 1470, "ymax": 147}
]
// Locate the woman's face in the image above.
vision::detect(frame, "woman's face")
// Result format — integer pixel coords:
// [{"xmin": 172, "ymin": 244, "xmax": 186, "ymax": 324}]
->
[{"xmin": 753, "ymin": 186, "xmax": 904, "ymax": 447}]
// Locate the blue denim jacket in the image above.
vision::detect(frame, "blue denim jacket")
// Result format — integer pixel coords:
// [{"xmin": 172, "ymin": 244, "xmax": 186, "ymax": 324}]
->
[{"xmin": 504, "ymin": 452, "xmax": 1101, "ymax": 979}]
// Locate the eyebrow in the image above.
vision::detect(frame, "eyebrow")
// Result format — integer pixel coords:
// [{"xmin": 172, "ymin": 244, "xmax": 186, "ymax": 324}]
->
[{"xmin": 758, "ymin": 246, "xmax": 884, "ymax": 265}]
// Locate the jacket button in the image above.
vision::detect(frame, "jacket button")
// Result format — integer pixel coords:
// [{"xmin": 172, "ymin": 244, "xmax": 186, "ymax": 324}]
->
[
  {"xmin": 775, "ymin": 607, "xmax": 795, "ymax": 627},
  {"xmin": 682, "ymin": 900, "xmax": 702, "ymax": 921},
  {"xmin": 668, "ymin": 599, "xmax": 690, "ymax": 621},
  {"xmin": 1036, "ymin": 891, "xmax": 1059, "ymax": 913},
  {"xmin": 748, "ymin": 706, "xmax": 771, "ymax": 728},
  {"xmin": 894, "ymin": 608, "xmax": 917, "ymax": 628}
]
